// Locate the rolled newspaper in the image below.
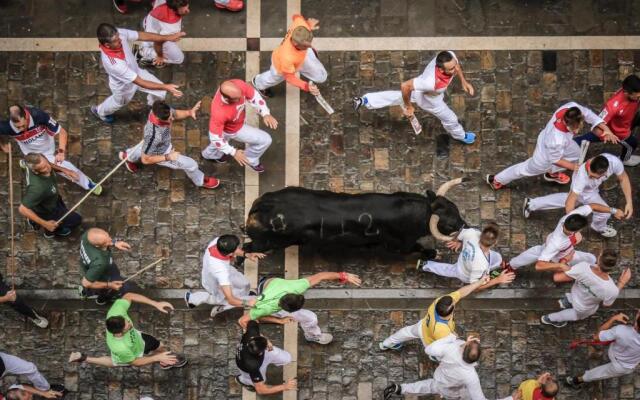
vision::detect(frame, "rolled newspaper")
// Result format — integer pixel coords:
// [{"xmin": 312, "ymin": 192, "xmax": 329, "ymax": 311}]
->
[
  {"xmin": 401, "ymin": 104, "xmax": 422, "ymax": 135},
  {"xmin": 310, "ymin": 82, "xmax": 334, "ymax": 115}
]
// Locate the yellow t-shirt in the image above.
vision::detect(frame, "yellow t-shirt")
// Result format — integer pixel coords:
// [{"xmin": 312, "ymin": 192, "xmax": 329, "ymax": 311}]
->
[
  {"xmin": 420, "ymin": 290, "xmax": 461, "ymax": 346},
  {"xmin": 518, "ymin": 379, "xmax": 543, "ymax": 400}
]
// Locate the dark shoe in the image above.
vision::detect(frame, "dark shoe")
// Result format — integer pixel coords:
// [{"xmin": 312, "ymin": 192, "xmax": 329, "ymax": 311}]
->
[
  {"xmin": 541, "ymin": 315, "xmax": 567, "ymax": 328},
  {"xmin": 184, "ymin": 292, "xmax": 195, "ymax": 309},
  {"xmin": 249, "ymin": 163, "xmax": 265, "ymax": 173},
  {"xmin": 235, "ymin": 375, "xmax": 255, "ymax": 392},
  {"xmin": 90, "ymin": 105, "xmax": 115, "ymax": 124},
  {"xmin": 55, "ymin": 227, "xmax": 72, "ymax": 237},
  {"xmin": 251, "ymin": 76, "xmax": 274, "ymax": 98},
  {"xmin": 383, "ymin": 383, "xmax": 401, "ymax": 399},
  {"xmin": 211, "ymin": 154, "xmax": 232, "ymax": 164},
  {"xmin": 95, "ymin": 295, "xmax": 108, "ymax": 306},
  {"xmin": 43, "ymin": 230, "xmax": 55, "ymax": 239},
  {"xmin": 558, "ymin": 296, "xmax": 573, "ymax": 310},
  {"xmin": 565, "ymin": 376, "xmax": 583, "ymax": 389},
  {"xmin": 160, "ymin": 353, "xmax": 188, "ymax": 369},
  {"xmin": 353, "ymin": 96, "xmax": 363, "ymax": 111},
  {"xmin": 435, "ymin": 134, "xmax": 450, "ymax": 159},
  {"xmin": 485, "ymin": 174, "xmax": 504, "ymax": 190},
  {"xmin": 50, "ymin": 383, "xmax": 68, "ymax": 397},
  {"xmin": 522, "ymin": 197, "xmax": 531, "ymax": 218}
]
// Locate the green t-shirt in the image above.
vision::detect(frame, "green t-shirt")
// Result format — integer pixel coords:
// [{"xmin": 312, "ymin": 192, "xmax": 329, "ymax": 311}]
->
[
  {"xmin": 80, "ymin": 231, "xmax": 113, "ymax": 282},
  {"xmin": 249, "ymin": 278, "xmax": 311, "ymax": 320},
  {"xmin": 21, "ymin": 169, "xmax": 59, "ymax": 216},
  {"xmin": 106, "ymin": 299, "xmax": 145, "ymax": 365}
]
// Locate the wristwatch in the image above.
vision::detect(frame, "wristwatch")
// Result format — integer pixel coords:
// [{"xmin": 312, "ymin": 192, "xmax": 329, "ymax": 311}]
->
[{"xmin": 610, "ymin": 207, "xmax": 618, "ymax": 215}]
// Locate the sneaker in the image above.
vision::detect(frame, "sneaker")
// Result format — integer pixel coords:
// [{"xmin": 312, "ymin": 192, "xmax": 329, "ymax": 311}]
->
[
  {"xmin": 599, "ymin": 225, "xmax": 617, "ymax": 238},
  {"xmin": 353, "ymin": 96, "xmax": 364, "ymax": 111},
  {"xmin": 485, "ymin": 174, "xmax": 504, "ymax": 190},
  {"xmin": 118, "ymin": 151, "xmax": 139, "ymax": 173},
  {"xmin": 160, "ymin": 353, "xmax": 187, "ymax": 369},
  {"xmin": 113, "ymin": 0, "xmax": 128, "ymax": 14},
  {"xmin": 211, "ymin": 154, "xmax": 231, "ymax": 164},
  {"xmin": 95, "ymin": 296, "xmax": 108, "ymax": 306},
  {"xmin": 78, "ymin": 285, "xmax": 98, "ymax": 300},
  {"xmin": 305, "ymin": 333, "xmax": 333, "ymax": 345},
  {"xmin": 43, "ymin": 230, "xmax": 55, "ymax": 239},
  {"xmin": 383, "ymin": 383, "xmax": 401, "ymax": 399},
  {"xmin": 416, "ymin": 258, "xmax": 426, "ymax": 271},
  {"xmin": 565, "ymin": 376, "xmax": 582, "ymax": 389},
  {"xmin": 522, "ymin": 197, "xmax": 531, "ymax": 218},
  {"xmin": 543, "ymin": 172, "xmax": 570, "ymax": 185},
  {"xmin": 235, "ymin": 375, "xmax": 256, "ymax": 392},
  {"xmin": 55, "ymin": 227, "xmax": 72, "ymax": 237},
  {"xmin": 202, "ymin": 177, "xmax": 221, "ymax": 189},
  {"xmin": 251, "ymin": 76, "xmax": 273, "ymax": 98},
  {"xmin": 623, "ymin": 155, "xmax": 640, "ymax": 166},
  {"xmin": 90, "ymin": 105, "xmax": 114, "ymax": 123},
  {"xmin": 184, "ymin": 292, "xmax": 195, "ymax": 309},
  {"xmin": 49, "ymin": 384, "xmax": 68, "ymax": 397},
  {"xmin": 29, "ymin": 311, "xmax": 49, "ymax": 329},
  {"xmin": 210, "ymin": 304, "xmax": 225, "ymax": 318},
  {"xmin": 379, "ymin": 342, "xmax": 403, "ymax": 351},
  {"xmin": 214, "ymin": 0, "xmax": 244, "ymax": 11},
  {"xmin": 88, "ymin": 180, "xmax": 102, "ymax": 196},
  {"xmin": 558, "ymin": 296, "xmax": 572, "ymax": 310},
  {"xmin": 541, "ymin": 315, "xmax": 567, "ymax": 328},
  {"xmin": 19, "ymin": 159, "xmax": 27, "ymax": 170},
  {"xmin": 460, "ymin": 132, "xmax": 476, "ymax": 144},
  {"xmin": 249, "ymin": 163, "xmax": 265, "ymax": 173}
]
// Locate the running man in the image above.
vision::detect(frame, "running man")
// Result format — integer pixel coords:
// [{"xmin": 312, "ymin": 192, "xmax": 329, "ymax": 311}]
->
[
  {"xmin": 91, "ymin": 23, "xmax": 184, "ymax": 123},
  {"xmin": 523, "ymin": 153, "xmax": 633, "ymax": 237},
  {"xmin": 574, "ymin": 74, "xmax": 640, "ymax": 166},
  {"xmin": 486, "ymin": 102, "xmax": 613, "ymax": 188},
  {"xmin": 238, "ymin": 272, "xmax": 362, "ymax": 345},
  {"xmin": 566, "ymin": 312, "xmax": 640, "ymax": 389},
  {"xmin": 69, "ymin": 292, "xmax": 187, "ymax": 369},
  {"xmin": 0, "ymin": 352, "xmax": 66, "ymax": 398},
  {"xmin": 378, "ymin": 277, "xmax": 489, "ymax": 351},
  {"xmin": 119, "ymin": 100, "xmax": 219, "ymax": 189},
  {"xmin": 1, "ymin": 104, "xmax": 99, "ymax": 193},
  {"xmin": 514, "ymin": 372, "xmax": 558, "ymax": 400},
  {"xmin": 252, "ymin": 14, "xmax": 325, "ymax": 97},
  {"xmin": 185, "ymin": 234, "xmax": 261, "ymax": 317},
  {"xmin": 541, "ymin": 249, "xmax": 630, "ymax": 328},
  {"xmin": 355, "ymin": 51, "xmax": 476, "ymax": 144},
  {"xmin": 0, "ymin": 272, "xmax": 48, "ymax": 328}
]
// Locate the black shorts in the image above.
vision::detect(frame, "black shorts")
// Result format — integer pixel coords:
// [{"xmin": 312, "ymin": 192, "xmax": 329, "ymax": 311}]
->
[{"xmin": 142, "ymin": 333, "xmax": 160, "ymax": 354}]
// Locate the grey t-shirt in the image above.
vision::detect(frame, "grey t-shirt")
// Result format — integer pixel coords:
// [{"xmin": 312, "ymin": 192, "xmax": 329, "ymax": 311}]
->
[{"xmin": 142, "ymin": 110, "xmax": 175, "ymax": 155}]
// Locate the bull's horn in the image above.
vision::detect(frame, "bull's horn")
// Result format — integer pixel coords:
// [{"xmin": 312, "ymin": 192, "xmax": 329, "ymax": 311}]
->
[
  {"xmin": 435, "ymin": 177, "xmax": 465, "ymax": 197},
  {"xmin": 429, "ymin": 214, "xmax": 455, "ymax": 242}
]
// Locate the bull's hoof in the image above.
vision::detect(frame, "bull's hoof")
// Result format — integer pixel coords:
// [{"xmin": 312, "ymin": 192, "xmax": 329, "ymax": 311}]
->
[{"xmin": 435, "ymin": 134, "xmax": 450, "ymax": 159}]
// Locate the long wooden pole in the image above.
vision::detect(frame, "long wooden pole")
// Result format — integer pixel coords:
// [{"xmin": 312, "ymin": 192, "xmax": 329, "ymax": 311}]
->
[
  {"xmin": 7, "ymin": 143, "xmax": 15, "ymax": 289},
  {"xmin": 122, "ymin": 258, "xmax": 165, "ymax": 283}
]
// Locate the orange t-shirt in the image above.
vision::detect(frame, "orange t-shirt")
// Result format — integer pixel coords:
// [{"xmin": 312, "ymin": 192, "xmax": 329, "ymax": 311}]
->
[{"xmin": 272, "ymin": 14, "xmax": 311, "ymax": 74}]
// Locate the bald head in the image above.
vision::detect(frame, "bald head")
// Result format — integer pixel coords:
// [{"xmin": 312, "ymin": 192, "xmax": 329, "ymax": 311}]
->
[
  {"xmin": 220, "ymin": 80, "xmax": 243, "ymax": 102},
  {"xmin": 87, "ymin": 227, "xmax": 111, "ymax": 248}
]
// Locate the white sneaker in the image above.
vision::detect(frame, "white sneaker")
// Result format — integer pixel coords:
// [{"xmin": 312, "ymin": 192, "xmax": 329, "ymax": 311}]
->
[
  {"xmin": 209, "ymin": 305, "xmax": 225, "ymax": 318},
  {"xmin": 305, "ymin": 333, "xmax": 333, "ymax": 345},
  {"xmin": 623, "ymin": 155, "xmax": 640, "ymax": 166},
  {"xmin": 599, "ymin": 225, "xmax": 617, "ymax": 238},
  {"xmin": 523, "ymin": 197, "xmax": 531, "ymax": 219},
  {"xmin": 29, "ymin": 312, "xmax": 49, "ymax": 329}
]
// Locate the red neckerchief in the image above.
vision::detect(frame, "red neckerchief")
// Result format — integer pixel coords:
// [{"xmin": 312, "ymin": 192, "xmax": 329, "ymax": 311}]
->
[
  {"xmin": 532, "ymin": 387, "xmax": 554, "ymax": 400},
  {"xmin": 148, "ymin": 112, "xmax": 171, "ymax": 127},
  {"xmin": 99, "ymin": 44, "xmax": 126, "ymax": 60},
  {"xmin": 435, "ymin": 67, "xmax": 454, "ymax": 90},
  {"xmin": 585, "ymin": 159, "xmax": 592, "ymax": 174},
  {"xmin": 208, "ymin": 245, "xmax": 231, "ymax": 261},
  {"xmin": 150, "ymin": 3, "xmax": 181, "ymax": 23},
  {"xmin": 568, "ymin": 233, "xmax": 578, "ymax": 246},
  {"xmin": 553, "ymin": 108, "xmax": 570, "ymax": 132}
]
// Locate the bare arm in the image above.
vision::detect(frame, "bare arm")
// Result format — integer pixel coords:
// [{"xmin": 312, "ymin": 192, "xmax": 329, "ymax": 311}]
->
[
  {"xmin": 535, "ymin": 260, "xmax": 569, "ymax": 273},
  {"xmin": 458, "ymin": 276, "xmax": 489, "ymax": 299},
  {"xmin": 56, "ymin": 127, "xmax": 68, "ymax": 154},
  {"xmin": 18, "ymin": 204, "xmax": 56, "ymax": 230},
  {"xmin": 122, "ymin": 292, "xmax": 174, "ymax": 313},
  {"xmin": 306, "ymin": 272, "xmax": 361, "ymax": 287},
  {"xmin": 564, "ymin": 191, "xmax": 579, "ymax": 214},
  {"xmin": 619, "ymin": 172, "xmax": 633, "ymax": 218},
  {"xmin": 553, "ymin": 272, "xmax": 574, "ymax": 283},
  {"xmin": 254, "ymin": 379, "xmax": 297, "ymax": 395},
  {"xmin": 553, "ymin": 159, "xmax": 578, "ymax": 171},
  {"xmin": 221, "ymin": 285, "xmax": 251, "ymax": 307},
  {"xmin": 136, "ymin": 31, "xmax": 185, "ymax": 43},
  {"xmin": 400, "ymin": 79, "xmax": 415, "ymax": 109},
  {"xmin": 81, "ymin": 276, "xmax": 123, "ymax": 291}
]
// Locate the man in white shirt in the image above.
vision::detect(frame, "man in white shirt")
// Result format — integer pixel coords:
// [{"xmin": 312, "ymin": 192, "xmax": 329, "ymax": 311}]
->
[
  {"xmin": 90, "ymin": 23, "xmax": 185, "ymax": 124},
  {"xmin": 540, "ymin": 249, "xmax": 631, "ymax": 328},
  {"xmin": 139, "ymin": 0, "xmax": 190, "ymax": 67},
  {"xmin": 486, "ymin": 102, "xmax": 613, "ymax": 188},
  {"xmin": 354, "ymin": 51, "xmax": 477, "ymax": 144},
  {"xmin": 184, "ymin": 235, "xmax": 263, "ymax": 318},
  {"xmin": 566, "ymin": 312, "xmax": 640, "ymax": 388},
  {"xmin": 523, "ymin": 153, "xmax": 633, "ymax": 237},
  {"xmin": 383, "ymin": 334, "xmax": 518, "ymax": 400},
  {"xmin": 417, "ymin": 223, "xmax": 515, "ymax": 289},
  {"xmin": 507, "ymin": 204, "xmax": 623, "ymax": 272}
]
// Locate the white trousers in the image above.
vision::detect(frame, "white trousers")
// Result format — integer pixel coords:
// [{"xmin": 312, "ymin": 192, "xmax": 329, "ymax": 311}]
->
[
  {"xmin": 188, "ymin": 269, "xmax": 252, "ymax": 311},
  {"xmin": 43, "ymin": 152, "xmax": 91, "ymax": 190},
  {"xmin": 528, "ymin": 191, "xmax": 610, "ymax": 232},
  {"xmin": 0, "ymin": 352, "xmax": 50, "ymax": 391},
  {"xmin": 583, "ymin": 361, "xmax": 635, "ymax": 382},
  {"xmin": 382, "ymin": 320, "xmax": 427, "ymax": 351},
  {"xmin": 202, "ymin": 125, "xmax": 272, "ymax": 167},
  {"xmin": 423, "ymin": 251, "xmax": 503, "ymax": 284},
  {"xmin": 494, "ymin": 142, "xmax": 581, "ymax": 185},
  {"xmin": 139, "ymin": 41, "xmax": 184, "ymax": 65},
  {"xmin": 547, "ymin": 306, "xmax": 597, "ymax": 323},
  {"xmin": 401, "ymin": 378, "xmax": 469, "ymax": 399},
  {"xmin": 126, "ymin": 144, "xmax": 205, "ymax": 186},
  {"xmin": 273, "ymin": 309, "xmax": 322, "ymax": 339},
  {"xmin": 509, "ymin": 245, "xmax": 596, "ymax": 269},
  {"xmin": 253, "ymin": 48, "xmax": 328, "ymax": 90},
  {"xmin": 362, "ymin": 90, "xmax": 466, "ymax": 140},
  {"xmin": 97, "ymin": 69, "xmax": 166, "ymax": 117},
  {"xmin": 237, "ymin": 346, "xmax": 292, "ymax": 386}
]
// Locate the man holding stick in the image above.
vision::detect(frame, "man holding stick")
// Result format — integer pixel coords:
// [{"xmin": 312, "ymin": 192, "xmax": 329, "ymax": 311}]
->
[
  {"xmin": 69, "ymin": 292, "xmax": 187, "ymax": 369},
  {"xmin": 18, "ymin": 153, "xmax": 82, "ymax": 238},
  {"xmin": 0, "ymin": 273, "xmax": 48, "ymax": 328},
  {"xmin": 79, "ymin": 228, "xmax": 139, "ymax": 305},
  {"xmin": 0, "ymin": 105, "xmax": 100, "ymax": 193},
  {"xmin": 119, "ymin": 100, "xmax": 219, "ymax": 189}
]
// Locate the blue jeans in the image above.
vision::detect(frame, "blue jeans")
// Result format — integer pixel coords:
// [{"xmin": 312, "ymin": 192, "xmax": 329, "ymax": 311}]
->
[{"xmin": 574, "ymin": 131, "xmax": 638, "ymax": 161}]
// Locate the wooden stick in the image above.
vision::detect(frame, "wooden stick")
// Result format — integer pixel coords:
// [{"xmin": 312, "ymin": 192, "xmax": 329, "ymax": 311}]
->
[
  {"xmin": 56, "ymin": 141, "xmax": 143, "ymax": 225},
  {"xmin": 122, "ymin": 258, "xmax": 165, "ymax": 283},
  {"xmin": 7, "ymin": 143, "xmax": 15, "ymax": 290}
]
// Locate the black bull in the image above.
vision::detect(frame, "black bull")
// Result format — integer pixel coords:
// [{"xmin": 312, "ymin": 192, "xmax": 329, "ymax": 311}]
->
[{"xmin": 242, "ymin": 178, "xmax": 468, "ymax": 256}]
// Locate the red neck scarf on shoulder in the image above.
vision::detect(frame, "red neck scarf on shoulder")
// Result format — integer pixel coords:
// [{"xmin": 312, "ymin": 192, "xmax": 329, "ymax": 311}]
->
[
  {"xmin": 99, "ymin": 44, "xmax": 125, "ymax": 60},
  {"xmin": 208, "ymin": 245, "xmax": 232, "ymax": 261},
  {"xmin": 148, "ymin": 112, "xmax": 171, "ymax": 127},
  {"xmin": 150, "ymin": 4, "xmax": 181, "ymax": 23},
  {"xmin": 553, "ymin": 108, "xmax": 570, "ymax": 133}
]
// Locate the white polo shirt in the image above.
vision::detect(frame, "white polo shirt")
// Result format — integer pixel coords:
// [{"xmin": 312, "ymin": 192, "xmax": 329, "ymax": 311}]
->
[
  {"xmin": 566, "ymin": 262, "xmax": 619, "ymax": 313},
  {"xmin": 538, "ymin": 205, "xmax": 592, "ymax": 262},
  {"xmin": 99, "ymin": 28, "xmax": 140, "ymax": 89},
  {"xmin": 571, "ymin": 153, "xmax": 624, "ymax": 196}
]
